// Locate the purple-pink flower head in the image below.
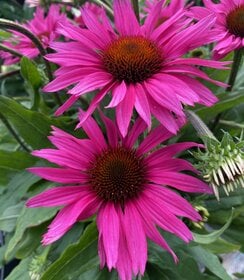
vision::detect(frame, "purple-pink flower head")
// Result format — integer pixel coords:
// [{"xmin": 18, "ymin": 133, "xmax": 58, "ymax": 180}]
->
[
  {"xmin": 27, "ymin": 112, "xmax": 212, "ymax": 280},
  {"xmin": 190, "ymin": 0, "xmax": 244, "ymax": 59},
  {"xmin": 44, "ymin": 0, "xmax": 228, "ymax": 137},
  {"xmin": 0, "ymin": 5, "xmax": 67, "ymax": 64}
]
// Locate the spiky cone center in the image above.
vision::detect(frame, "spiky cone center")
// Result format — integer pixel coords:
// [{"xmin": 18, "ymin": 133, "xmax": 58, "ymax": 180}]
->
[
  {"xmin": 102, "ymin": 36, "xmax": 163, "ymax": 83},
  {"xmin": 88, "ymin": 147, "xmax": 147, "ymax": 206},
  {"xmin": 226, "ymin": 5, "xmax": 244, "ymax": 38},
  {"xmin": 203, "ymin": 154, "xmax": 244, "ymax": 200}
]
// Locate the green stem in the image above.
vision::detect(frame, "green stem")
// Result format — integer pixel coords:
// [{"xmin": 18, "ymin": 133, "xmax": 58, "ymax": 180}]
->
[
  {"xmin": 185, "ymin": 110, "xmax": 217, "ymax": 141},
  {"xmin": 0, "ymin": 18, "xmax": 62, "ymax": 106},
  {"xmin": 0, "ymin": 43, "xmax": 23, "ymax": 58},
  {"xmin": 227, "ymin": 48, "xmax": 243, "ymax": 92},
  {"xmin": 211, "ymin": 49, "xmax": 243, "ymax": 129},
  {"xmin": 131, "ymin": 0, "xmax": 140, "ymax": 22},
  {"xmin": 0, "ymin": 112, "xmax": 31, "ymax": 152}
]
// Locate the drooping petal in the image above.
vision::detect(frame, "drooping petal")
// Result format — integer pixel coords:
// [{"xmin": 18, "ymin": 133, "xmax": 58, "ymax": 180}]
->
[
  {"xmin": 97, "ymin": 203, "xmax": 120, "ymax": 270},
  {"xmin": 26, "ymin": 186, "xmax": 89, "ymax": 207},
  {"xmin": 28, "ymin": 167, "xmax": 88, "ymax": 184},
  {"xmin": 42, "ymin": 191, "xmax": 96, "ymax": 244}
]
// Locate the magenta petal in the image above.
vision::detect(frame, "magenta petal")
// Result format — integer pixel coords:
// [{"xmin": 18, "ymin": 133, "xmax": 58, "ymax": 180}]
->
[
  {"xmin": 149, "ymin": 171, "xmax": 212, "ymax": 193},
  {"xmin": 123, "ymin": 118, "xmax": 147, "ymax": 149},
  {"xmin": 146, "ymin": 142, "xmax": 203, "ymax": 164},
  {"xmin": 138, "ymin": 125, "xmax": 174, "ymax": 155},
  {"xmin": 97, "ymin": 203, "xmax": 120, "ymax": 270},
  {"xmin": 42, "ymin": 191, "xmax": 96, "ymax": 244},
  {"xmin": 26, "ymin": 186, "xmax": 88, "ymax": 207},
  {"xmin": 120, "ymin": 202, "xmax": 147, "ymax": 275},
  {"xmin": 77, "ymin": 81, "xmax": 115, "ymax": 129},
  {"xmin": 106, "ymin": 81, "xmax": 127, "ymax": 108},
  {"xmin": 99, "ymin": 112, "xmax": 118, "ymax": 148},
  {"xmin": 134, "ymin": 198, "xmax": 178, "ymax": 262},
  {"xmin": 114, "ymin": 0, "xmax": 140, "ymax": 36},
  {"xmin": 28, "ymin": 167, "xmax": 88, "ymax": 184},
  {"xmin": 116, "ymin": 84, "xmax": 135, "ymax": 137},
  {"xmin": 134, "ymin": 84, "xmax": 151, "ymax": 128},
  {"xmin": 146, "ymin": 184, "xmax": 201, "ymax": 221},
  {"xmin": 55, "ymin": 95, "xmax": 79, "ymax": 116},
  {"xmin": 78, "ymin": 110, "xmax": 107, "ymax": 151}
]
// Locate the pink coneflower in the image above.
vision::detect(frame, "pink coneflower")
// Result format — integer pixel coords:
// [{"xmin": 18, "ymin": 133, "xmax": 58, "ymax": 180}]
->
[
  {"xmin": 190, "ymin": 0, "xmax": 244, "ymax": 59},
  {"xmin": 0, "ymin": 5, "xmax": 66, "ymax": 64},
  {"xmin": 27, "ymin": 112, "xmax": 211, "ymax": 280},
  {"xmin": 44, "ymin": 0, "xmax": 228, "ymax": 136}
]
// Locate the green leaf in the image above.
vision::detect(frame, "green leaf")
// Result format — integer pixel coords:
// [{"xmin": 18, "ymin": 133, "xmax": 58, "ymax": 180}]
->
[
  {"xmin": 193, "ymin": 209, "xmax": 233, "ymax": 244},
  {"xmin": 41, "ymin": 222, "xmax": 99, "ymax": 280},
  {"xmin": 0, "ymin": 150, "xmax": 36, "ymax": 171},
  {"xmin": 195, "ymin": 93, "xmax": 244, "ymax": 121},
  {"xmin": 5, "ymin": 207, "xmax": 57, "ymax": 260},
  {"xmin": 15, "ymin": 222, "xmax": 50, "ymax": 259},
  {"xmin": 5, "ymin": 257, "xmax": 31, "ymax": 280},
  {"xmin": 0, "ymin": 203, "xmax": 23, "ymax": 232},
  {"xmin": 20, "ymin": 57, "xmax": 42, "ymax": 90},
  {"xmin": 202, "ymin": 238, "xmax": 241, "ymax": 254},
  {"xmin": 0, "ymin": 95, "xmax": 62, "ymax": 149},
  {"xmin": 188, "ymin": 246, "xmax": 232, "ymax": 280},
  {"xmin": 0, "ymin": 171, "xmax": 39, "ymax": 214},
  {"xmin": 20, "ymin": 57, "xmax": 42, "ymax": 110}
]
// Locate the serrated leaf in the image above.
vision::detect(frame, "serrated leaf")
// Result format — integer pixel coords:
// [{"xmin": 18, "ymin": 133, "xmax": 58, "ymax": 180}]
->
[
  {"xmin": 188, "ymin": 246, "xmax": 232, "ymax": 280},
  {"xmin": 193, "ymin": 209, "xmax": 233, "ymax": 244},
  {"xmin": 41, "ymin": 222, "xmax": 99, "ymax": 280}
]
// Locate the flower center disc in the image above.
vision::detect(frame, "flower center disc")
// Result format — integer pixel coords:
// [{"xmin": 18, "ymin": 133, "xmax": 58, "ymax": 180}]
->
[
  {"xmin": 226, "ymin": 5, "xmax": 244, "ymax": 38},
  {"xmin": 89, "ymin": 147, "xmax": 146, "ymax": 204},
  {"xmin": 102, "ymin": 36, "xmax": 162, "ymax": 84}
]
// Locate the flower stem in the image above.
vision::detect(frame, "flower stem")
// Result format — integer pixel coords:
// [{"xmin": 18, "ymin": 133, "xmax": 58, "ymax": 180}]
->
[
  {"xmin": 185, "ymin": 110, "xmax": 217, "ymax": 141},
  {"xmin": 0, "ymin": 18, "xmax": 62, "ymax": 106},
  {"xmin": 0, "ymin": 43, "xmax": 23, "ymax": 58},
  {"xmin": 227, "ymin": 48, "xmax": 243, "ymax": 92},
  {"xmin": 131, "ymin": 0, "xmax": 140, "ymax": 22},
  {"xmin": 0, "ymin": 112, "xmax": 31, "ymax": 152},
  {"xmin": 211, "ymin": 49, "xmax": 243, "ymax": 129}
]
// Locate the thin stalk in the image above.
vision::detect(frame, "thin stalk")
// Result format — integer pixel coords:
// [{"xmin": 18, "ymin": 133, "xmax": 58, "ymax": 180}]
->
[
  {"xmin": 185, "ymin": 110, "xmax": 217, "ymax": 140},
  {"xmin": 227, "ymin": 48, "xmax": 243, "ymax": 92},
  {"xmin": 131, "ymin": 0, "xmax": 140, "ymax": 22},
  {"xmin": 0, "ymin": 43, "xmax": 23, "ymax": 58},
  {"xmin": 0, "ymin": 18, "xmax": 62, "ymax": 106},
  {"xmin": 0, "ymin": 69, "xmax": 20, "ymax": 81},
  {"xmin": 92, "ymin": 0, "xmax": 113, "ymax": 18},
  {"xmin": 0, "ymin": 112, "xmax": 31, "ymax": 152}
]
